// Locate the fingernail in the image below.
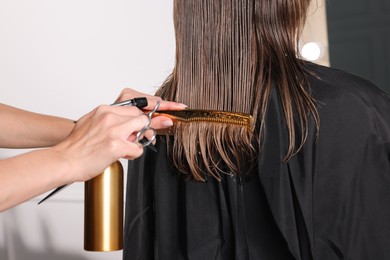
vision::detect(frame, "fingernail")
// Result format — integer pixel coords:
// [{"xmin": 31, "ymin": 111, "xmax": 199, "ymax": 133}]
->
[
  {"xmin": 162, "ymin": 120, "xmax": 173, "ymax": 127},
  {"xmin": 178, "ymin": 103, "xmax": 188, "ymax": 108}
]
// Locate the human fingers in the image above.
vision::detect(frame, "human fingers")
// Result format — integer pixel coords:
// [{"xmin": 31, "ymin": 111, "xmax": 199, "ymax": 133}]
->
[
  {"xmin": 127, "ymin": 115, "xmax": 174, "ymax": 146},
  {"xmin": 114, "ymin": 114, "xmax": 153, "ymax": 159},
  {"xmin": 74, "ymin": 105, "xmax": 144, "ymax": 129},
  {"xmin": 97, "ymin": 105, "xmax": 144, "ymax": 117},
  {"xmin": 92, "ymin": 113, "xmax": 149, "ymax": 160},
  {"xmin": 115, "ymin": 88, "xmax": 155, "ymax": 103},
  {"xmin": 97, "ymin": 110, "xmax": 173, "ymax": 147},
  {"xmin": 132, "ymin": 128, "xmax": 156, "ymax": 146},
  {"xmin": 115, "ymin": 88, "xmax": 187, "ymax": 111},
  {"xmin": 149, "ymin": 115, "xmax": 174, "ymax": 129},
  {"xmin": 154, "ymin": 100, "xmax": 187, "ymax": 111},
  {"xmin": 121, "ymin": 140, "xmax": 145, "ymax": 160},
  {"xmin": 55, "ymin": 108, "xmax": 153, "ymax": 182},
  {"xmin": 127, "ymin": 115, "xmax": 173, "ymax": 141},
  {"xmin": 70, "ymin": 106, "xmax": 147, "ymax": 152}
]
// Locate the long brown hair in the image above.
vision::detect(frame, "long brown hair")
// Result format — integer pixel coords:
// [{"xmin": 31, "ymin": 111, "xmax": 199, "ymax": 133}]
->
[{"xmin": 157, "ymin": 0, "xmax": 319, "ymax": 181}]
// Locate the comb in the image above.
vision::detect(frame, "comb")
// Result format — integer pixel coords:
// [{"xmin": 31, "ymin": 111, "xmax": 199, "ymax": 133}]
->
[{"xmin": 153, "ymin": 110, "xmax": 254, "ymax": 135}]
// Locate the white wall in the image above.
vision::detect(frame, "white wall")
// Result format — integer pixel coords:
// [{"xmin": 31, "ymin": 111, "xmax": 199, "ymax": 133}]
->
[
  {"xmin": 301, "ymin": 0, "xmax": 330, "ymax": 66},
  {"xmin": 0, "ymin": 1, "xmax": 174, "ymax": 259}
]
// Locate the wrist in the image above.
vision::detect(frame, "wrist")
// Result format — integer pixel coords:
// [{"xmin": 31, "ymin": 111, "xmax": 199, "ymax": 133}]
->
[{"xmin": 50, "ymin": 142, "xmax": 81, "ymax": 184}]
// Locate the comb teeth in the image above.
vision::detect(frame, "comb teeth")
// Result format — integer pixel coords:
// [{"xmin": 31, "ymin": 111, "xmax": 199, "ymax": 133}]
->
[{"xmin": 153, "ymin": 110, "xmax": 254, "ymax": 135}]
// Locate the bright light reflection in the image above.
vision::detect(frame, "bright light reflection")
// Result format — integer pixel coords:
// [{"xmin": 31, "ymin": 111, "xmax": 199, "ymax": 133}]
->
[{"xmin": 301, "ymin": 42, "xmax": 322, "ymax": 61}]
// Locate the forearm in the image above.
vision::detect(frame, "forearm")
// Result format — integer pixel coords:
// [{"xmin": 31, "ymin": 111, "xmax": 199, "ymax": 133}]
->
[
  {"xmin": 0, "ymin": 104, "xmax": 75, "ymax": 148},
  {"xmin": 0, "ymin": 147, "xmax": 75, "ymax": 212},
  {"xmin": 0, "ymin": 93, "xmax": 184, "ymax": 212}
]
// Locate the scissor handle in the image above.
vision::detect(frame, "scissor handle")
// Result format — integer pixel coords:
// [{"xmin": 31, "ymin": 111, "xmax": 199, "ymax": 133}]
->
[
  {"xmin": 111, "ymin": 97, "xmax": 148, "ymax": 108},
  {"xmin": 135, "ymin": 101, "xmax": 160, "ymax": 147},
  {"xmin": 136, "ymin": 128, "xmax": 157, "ymax": 147}
]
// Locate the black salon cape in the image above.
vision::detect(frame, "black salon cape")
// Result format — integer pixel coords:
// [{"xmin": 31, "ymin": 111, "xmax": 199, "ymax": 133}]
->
[{"xmin": 123, "ymin": 64, "xmax": 390, "ymax": 260}]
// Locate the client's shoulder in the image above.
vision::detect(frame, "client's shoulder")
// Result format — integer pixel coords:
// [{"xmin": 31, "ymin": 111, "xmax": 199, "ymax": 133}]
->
[{"xmin": 305, "ymin": 62, "xmax": 389, "ymax": 106}]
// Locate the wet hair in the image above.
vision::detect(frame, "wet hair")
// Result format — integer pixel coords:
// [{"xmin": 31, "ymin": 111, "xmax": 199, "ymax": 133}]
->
[{"xmin": 157, "ymin": 0, "xmax": 319, "ymax": 181}]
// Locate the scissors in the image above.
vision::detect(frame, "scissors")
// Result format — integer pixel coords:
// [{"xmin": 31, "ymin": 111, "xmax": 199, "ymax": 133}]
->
[
  {"xmin": 135, "ymin": 100, "xmax": 160, "ymax": 147},
  {"xmin": 38, "ymin": 98, "xmax": 160, "ymax": 204}
]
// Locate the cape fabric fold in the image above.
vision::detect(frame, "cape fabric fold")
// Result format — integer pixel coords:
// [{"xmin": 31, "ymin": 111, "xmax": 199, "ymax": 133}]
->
[{"xmin": 124, "ymin": 63, "xmax": 390, "ymax": 260}]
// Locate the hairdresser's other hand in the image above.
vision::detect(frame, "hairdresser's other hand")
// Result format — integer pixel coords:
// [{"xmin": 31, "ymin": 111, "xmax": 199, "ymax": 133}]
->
[
  {"xmin": 116, "ymin": 88, "xmax": 187, "ymax": 111},
  {"xmin": 53, "ymin": 105, "xmax": 172, "ymax": 182}
]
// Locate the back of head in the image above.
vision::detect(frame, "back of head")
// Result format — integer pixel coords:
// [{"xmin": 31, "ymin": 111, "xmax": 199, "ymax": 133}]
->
[{"xmin": 157, "ymin": 0, "xmax": 318, "ymax": 181}]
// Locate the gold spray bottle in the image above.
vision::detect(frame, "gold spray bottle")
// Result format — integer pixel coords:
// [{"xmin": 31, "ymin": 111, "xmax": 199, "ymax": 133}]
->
[
  {"xmin": 83, "ymin": 97, "xmax": 148, "ymax": 251},
  {"xmin": 84, "ymin": 161, "xmax": 123, "ymax": 251}
]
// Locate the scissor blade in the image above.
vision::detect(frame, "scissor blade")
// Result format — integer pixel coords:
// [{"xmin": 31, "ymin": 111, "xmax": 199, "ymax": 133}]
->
[
  {"xmin": 37, "ymin": 184, "xmax": 71, "ymax": 204},
  {"xmin": 142, "ymin": 137, "xmax": 157, "ymax": 152}
]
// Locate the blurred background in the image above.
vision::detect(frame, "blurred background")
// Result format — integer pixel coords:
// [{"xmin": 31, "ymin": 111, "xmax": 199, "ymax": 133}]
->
[
  {"xmin": 0, "ymin": 0, "xmax": 388, "ymax": 259},
  {"xmin": 327, "ymin": 0, "xmax": 390, "ymax": 93}
]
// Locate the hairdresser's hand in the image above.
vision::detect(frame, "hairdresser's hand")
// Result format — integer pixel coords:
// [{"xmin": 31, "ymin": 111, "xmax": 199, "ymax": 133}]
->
[
  {"xmin": 115, "ymin": 88, "xmax": 187, "ymax": 139},
  {"xmin": 116, "ymin": 88, "xmax": 187, "ymax": 111},
  {"xmin": 53, "ymin": 105, "xmax": 173, "ymax": 182}
]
